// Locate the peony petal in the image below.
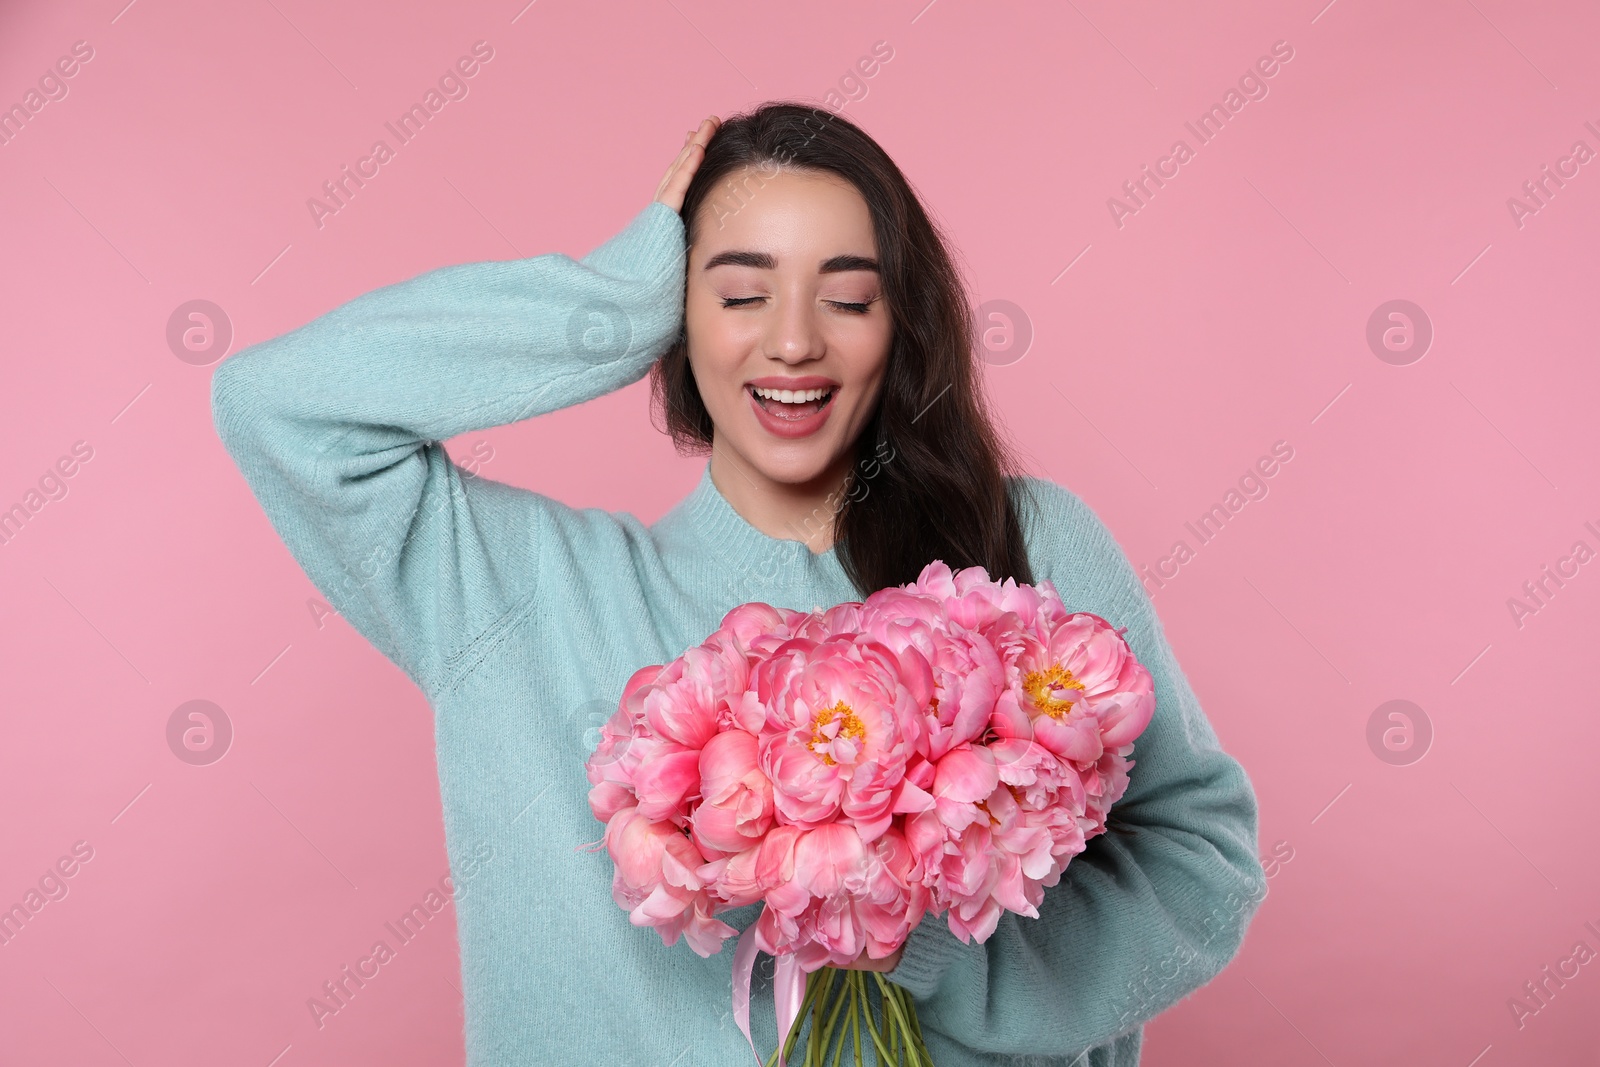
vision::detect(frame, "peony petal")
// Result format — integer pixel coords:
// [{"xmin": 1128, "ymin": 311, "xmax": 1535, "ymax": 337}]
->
[
  {"xmin": 791, "ymin": 822, "xmax": 869, "ymax": 898},
  {"xmin": 891, "ymin": 778, "xmax": 937, "ymax": 814},
  {"xmin": 933, "ymin": 744, "xmax": 1000, "ymax": 804},
  {"xmin": 698, "ymin": 730, "xmax": 761, "ymax": 804},
  {"xmin": 1097, "ymin": 687, "xmax": 1156, "ymax": 748},
  {"xmin": 632, "ymin": 748, "xmax": 703, "ymax": 822}
]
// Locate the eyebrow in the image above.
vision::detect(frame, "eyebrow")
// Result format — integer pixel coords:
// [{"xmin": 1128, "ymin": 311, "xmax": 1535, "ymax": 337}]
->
[{"xmin": 701, "ymin": 250, "xmax": 880, "ymax": 274}]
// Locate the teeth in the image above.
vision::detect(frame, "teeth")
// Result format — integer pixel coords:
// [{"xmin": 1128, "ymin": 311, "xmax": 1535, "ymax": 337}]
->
[{"xmin": 752, "ymin": 386, "xmax": 832, "ymax": 403}]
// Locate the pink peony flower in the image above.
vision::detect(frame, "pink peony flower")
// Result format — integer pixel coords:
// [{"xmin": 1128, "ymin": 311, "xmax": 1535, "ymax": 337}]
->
[
  {"xmin": 860, "ymin": 586, "xmax": 1009, "ymax": 763},
  {"xmin": 582, "ymin": 560, "xmax": 1156, "ymax": 974},
  {"xmin": 753, "ymin": 633, "xmax": 934, "ymax": 844},
  {"xmin": 752, "ymin": 821, "xmax": 929, "ymax": 969},
  {"xmin": 603, "ymin": 805, "xmax": 738, "ymax": 958},
  {"xmin": 855, "ymin": 561, "xmax": 1157, "ymax": 943},
  {"xmin": 640, "ymin": 632, "xmax": 750, "ymax": 748},
  {"xmin": 690, "ymin": 729, "xmax": 775, "ymax": 856},
  {"xmin": 585, "ymin": 664, "xmax": 660, "ymax": 823}
]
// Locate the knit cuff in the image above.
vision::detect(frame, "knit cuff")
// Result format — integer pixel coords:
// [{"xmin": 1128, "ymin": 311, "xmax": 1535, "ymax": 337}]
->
[
  {"xmin": 580, "ymin": 199, "xmax": 686, "ymax": 291},
  {"xmin": 885, "ymin": 915, "xmax": 967, "ymax": 1000}
]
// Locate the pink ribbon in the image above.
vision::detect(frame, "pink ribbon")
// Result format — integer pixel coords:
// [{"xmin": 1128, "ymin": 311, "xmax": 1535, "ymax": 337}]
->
[{"xmin": 732, "ymin": 911, "xmax": 807, "ymax": 1067}]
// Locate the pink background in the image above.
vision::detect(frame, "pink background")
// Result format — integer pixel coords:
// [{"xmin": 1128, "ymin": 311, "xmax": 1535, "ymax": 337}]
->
[{"xmin": 3, "ymin": 0, "xmax": 1597, "ymax": 1063}]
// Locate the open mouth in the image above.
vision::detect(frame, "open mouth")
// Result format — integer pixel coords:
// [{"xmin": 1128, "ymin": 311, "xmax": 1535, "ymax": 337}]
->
[{"xmin": 747, "ymin": 384, "xmax": 836, "ymax": 419}]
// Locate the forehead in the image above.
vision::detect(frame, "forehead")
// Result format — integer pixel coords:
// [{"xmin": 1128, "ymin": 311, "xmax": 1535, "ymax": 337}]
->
[{"xmin": 691, "ymin": 166, "xmax": 877, "ymax": 264}]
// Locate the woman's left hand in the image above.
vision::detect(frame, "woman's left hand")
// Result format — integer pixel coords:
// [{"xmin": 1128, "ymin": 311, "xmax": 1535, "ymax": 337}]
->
[{"xmin": 836, "ymin": 943, "xmax": 904, "ymax": 973}]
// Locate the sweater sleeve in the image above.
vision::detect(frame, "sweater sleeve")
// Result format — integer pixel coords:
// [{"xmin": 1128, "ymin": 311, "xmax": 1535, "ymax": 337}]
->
[
  {"xmin": 210, "ymin": 200, "xmax": 686, "ymax": 701},
  {"xmin": 883, "ymin": 476, "xmax": 1267, "ymax": 1059}
]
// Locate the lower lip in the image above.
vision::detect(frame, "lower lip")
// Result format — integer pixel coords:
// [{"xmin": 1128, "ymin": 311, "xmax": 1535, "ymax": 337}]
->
[{"xmin": 746, "ymin": 386, "xmax": 837, "ymax": 439}]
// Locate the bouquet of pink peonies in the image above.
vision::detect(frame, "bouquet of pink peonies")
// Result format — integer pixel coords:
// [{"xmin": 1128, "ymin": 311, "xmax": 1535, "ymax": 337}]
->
[{"xmin": 584, "ymin": 561, "xmax": 1157, "ymax": 1066}]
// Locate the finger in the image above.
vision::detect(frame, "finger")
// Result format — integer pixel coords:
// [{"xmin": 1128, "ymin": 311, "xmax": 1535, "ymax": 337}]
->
[
  {"xmin": 654, "ymin": 140, "xmax": 696, "ymax": 202},
  {"xmin": 657, "ymin": 118, "xmax": 718, "ymax": 210},
  {"xmin": 657, "ymin": 141, "xmax": 707, "ymax": 211},
  {"xmin": 690, "ymin": 116, "xmax": 719, "ymax": 146}
]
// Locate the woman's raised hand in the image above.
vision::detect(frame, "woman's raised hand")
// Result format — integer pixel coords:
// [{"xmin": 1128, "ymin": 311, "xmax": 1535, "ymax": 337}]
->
[{"xmin": 653, "ymin": 115, "xmax": 720, "ymax": 215}]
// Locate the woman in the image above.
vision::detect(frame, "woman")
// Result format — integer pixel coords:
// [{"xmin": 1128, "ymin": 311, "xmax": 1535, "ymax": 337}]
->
[{"xmin": 211, "ymin": 102, "xmax": 1265, "ymax": 1066}]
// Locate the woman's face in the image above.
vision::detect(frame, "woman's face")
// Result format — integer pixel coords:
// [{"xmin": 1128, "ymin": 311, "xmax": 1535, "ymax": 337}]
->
[{"xmin": 684, "ymin": 165, "xmax": 892, "ymax": 492}]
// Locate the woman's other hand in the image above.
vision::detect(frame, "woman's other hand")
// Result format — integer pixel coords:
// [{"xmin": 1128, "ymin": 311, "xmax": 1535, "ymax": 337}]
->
[
  {"xmin": 653, "ymin": 115, "xmax": 720, "ymax": 214},
  {"xmin": 836, "ymin": 942, "xmax": 904, "ymax": 973}
]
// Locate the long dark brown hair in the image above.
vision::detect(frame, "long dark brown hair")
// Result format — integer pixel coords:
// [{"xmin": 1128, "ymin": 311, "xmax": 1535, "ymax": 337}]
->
[{"xmin": 649, "ymin": 101, "xmax": 1037, "ymax": 597}]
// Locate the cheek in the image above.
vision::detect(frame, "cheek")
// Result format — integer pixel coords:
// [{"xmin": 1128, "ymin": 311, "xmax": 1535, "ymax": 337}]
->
[
  {"xmin": 686, "ymin": 293, "xmax": 756, "ymax": 362},
  {"xmin": 831, "ymin": 324, "xmax": 893, "ymax": 391},
  {"xmin": 685, "ymin": 307, "xmax": 734, "ymax": 373},
  {"xmin": 684, "ymin": 305, "xmax": 752, "ymax": 414}
]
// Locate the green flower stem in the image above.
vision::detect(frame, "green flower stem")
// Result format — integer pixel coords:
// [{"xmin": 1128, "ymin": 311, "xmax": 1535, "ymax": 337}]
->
[
  {"xmin": 896, "ymin": 980, "xmax": 917, "ymax": 1064},
  {"xmin": 756, "ymin": 965, "xmax": 932, "ymax": 1067},
  {"xmin": 812, "ymin": 969, "xmax": 842, "ymax": 1067},
  {"xmin": 856, "ymin": 972, "xmax": 896, "ymax": 1066},
  {"xmin": 888, "ymin": 984, "xmax": 904, "ymax": 1065},
  {"xmin": 874, "ymin": 974, "xmax": 927, "ymax": 1066},
  {"xmin": 829, "ymin": 977, "xmax": 851, "ymax": 1067},
  {"xmin": 819, "ymin": 969, "xmax": 852, "ymax": 1066},
  {"xmin": 805, "ymin": 969, "xmax": 827, "ymax": 1067},
  {"xmin": 851, "ymin": 972, "xmax": 863, "ymax": 1067}
]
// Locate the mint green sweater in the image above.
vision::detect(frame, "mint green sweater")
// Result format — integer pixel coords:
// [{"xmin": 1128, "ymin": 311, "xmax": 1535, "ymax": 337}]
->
[{"xmin": 210, "ymin": 200, "xmax": 1266, "ymax": 1066}]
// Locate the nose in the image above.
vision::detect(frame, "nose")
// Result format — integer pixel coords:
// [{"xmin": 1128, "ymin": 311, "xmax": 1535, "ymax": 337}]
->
[{"xmin": 761, "ymin": 290, "xmax": 827, "ymax": 364}]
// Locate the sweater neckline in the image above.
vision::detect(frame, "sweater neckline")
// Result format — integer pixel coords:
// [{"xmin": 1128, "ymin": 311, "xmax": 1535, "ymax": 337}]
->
[{"xmin": 657, "ymin": 462, "xmax": 844, "ymax": 582}]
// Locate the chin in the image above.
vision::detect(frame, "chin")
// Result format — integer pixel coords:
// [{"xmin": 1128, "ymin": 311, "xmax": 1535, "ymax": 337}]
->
[{"xmin": 746, "ymin": 450, "xmax": 837, "ymax": 487}]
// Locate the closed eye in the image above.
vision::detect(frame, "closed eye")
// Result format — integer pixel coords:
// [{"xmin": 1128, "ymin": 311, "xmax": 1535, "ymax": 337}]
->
[{"xmin": 718, "ymin": 297, "xmax": 877, "ymax": 314}]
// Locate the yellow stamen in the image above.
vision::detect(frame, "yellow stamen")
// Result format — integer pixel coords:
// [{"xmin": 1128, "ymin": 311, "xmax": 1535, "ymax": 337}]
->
[
  {"xmin": 808, "ymin": 700, "xmax": 866, "ymax": 766},
  {"xmin": 1022, "ymin": 663, "xmax": 1085, "ymax": 719}
]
